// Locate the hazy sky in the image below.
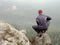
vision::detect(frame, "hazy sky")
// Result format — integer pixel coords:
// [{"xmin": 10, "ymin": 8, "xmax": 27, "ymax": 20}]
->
[{"xmin": 0, "ymin": 0, "xmax": 60, "ymax": 31}]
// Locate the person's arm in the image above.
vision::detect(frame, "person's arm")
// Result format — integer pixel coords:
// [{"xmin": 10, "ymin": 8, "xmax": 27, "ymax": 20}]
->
[{"xmin": 36, "ymin": 18, "xmax": 40, "ymax": 25}]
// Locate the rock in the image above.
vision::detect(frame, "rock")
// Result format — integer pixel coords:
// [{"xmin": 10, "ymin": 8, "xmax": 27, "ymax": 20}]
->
[
  {"xmin": 31, "ymin": 33, "xmax": 52, "ymax": 45},
  {"xmin": 0, "ymin": 22, "xmax": 31, "ymax": 45},
  {"xmin": 42, "ymin": 33, "xmax": 52, "ymax": 45}
]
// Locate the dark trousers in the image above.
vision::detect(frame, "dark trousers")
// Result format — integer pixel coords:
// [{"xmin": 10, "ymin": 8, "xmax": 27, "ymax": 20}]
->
[{"xmin": 32, "ymin": 25, "xmax": 47, "ymax": 33}]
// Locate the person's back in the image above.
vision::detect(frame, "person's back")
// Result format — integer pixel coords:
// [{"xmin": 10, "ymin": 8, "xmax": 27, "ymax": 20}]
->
[
  {"xmin": 36, "ymin": 14, "xmax": 48, "ymax": 29},
  {"xmin": 36, "ymin": 14, "xmax": 51, "ymax": 30}
]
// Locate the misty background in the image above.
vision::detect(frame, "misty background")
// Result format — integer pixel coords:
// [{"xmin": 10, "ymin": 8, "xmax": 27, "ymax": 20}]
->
[
  {"xmin": 0, "ymin": 0, "xmax": 60, "ymax": 33},
  {"xmin": 0, "ymin": 0, "xmax": 60, "ymax": 45}
]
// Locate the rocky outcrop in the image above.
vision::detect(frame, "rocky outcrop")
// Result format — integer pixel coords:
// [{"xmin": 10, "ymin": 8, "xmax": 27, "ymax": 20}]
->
[
  {"xmin": 31, "ymin": 33, "xmax": 52, "ymax": 45},
  {"xmin": 0, "ymin": 22, "xmax": 31, "ymax": 45}
]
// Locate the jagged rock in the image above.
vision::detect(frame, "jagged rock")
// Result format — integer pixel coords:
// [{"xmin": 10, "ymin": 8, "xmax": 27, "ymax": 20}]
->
[
  {"xmin": 31, "ymin": 33, "xmax": 52, "ymax": 45},
  {"xmin": 0, "ymin": 22, "xmax": 31, "ymax": 45}
]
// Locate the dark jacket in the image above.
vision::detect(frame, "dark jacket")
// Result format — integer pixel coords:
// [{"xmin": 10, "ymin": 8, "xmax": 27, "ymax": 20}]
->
[{"xmin": 36, "ymin": 14, "xmax": 51, "ymax": 29}]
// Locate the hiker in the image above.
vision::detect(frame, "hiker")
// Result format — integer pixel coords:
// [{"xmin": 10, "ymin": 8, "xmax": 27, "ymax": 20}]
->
[
  {"xmin": 32, "ymin": 9, "xmax": 52, "ymax": 45},
  {"xmin": 32, "ymin": 9, "xmax": 51, "ymax": 34}
]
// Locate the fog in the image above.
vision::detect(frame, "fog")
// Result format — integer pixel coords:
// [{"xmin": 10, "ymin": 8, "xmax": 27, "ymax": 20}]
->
[{"xmin": 0, "ymin": 0, "xmax": 60, "ymax": 32}]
